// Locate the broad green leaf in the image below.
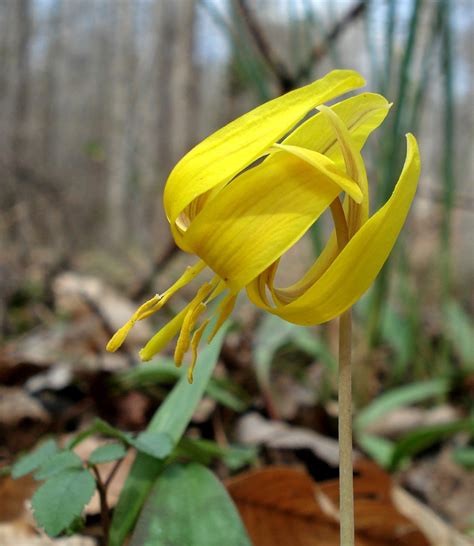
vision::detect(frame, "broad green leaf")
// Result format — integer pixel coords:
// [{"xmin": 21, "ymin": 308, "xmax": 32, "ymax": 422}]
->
[
  {"xmin": 117, "ymin": 358, "xmax": 248, "ymax": 412},
  {"xmin": 354, "ymin": 378, "xmax": 450, "ymax": 433},
  {"xmin": 31, "ymin": 469, "xmax": 95, "ymax": 537},
  {"xmin": 34, "ymin": 450, "xmax": 83, "ymax": 480},
  {"xmin": 129, "ymin": 463, "xmax": 252, "ymax": 546},
  {"xmin": 109, "ymin": 323, "xmax": 229, "ymax": 546},
  {"xmin": 88, "ymin": 443, "xmax": 127, "ymax": 465},
  {"xmin": 357, "ymin": 434, "xmax": 394, "ymax": 468},
  {"xmin": 12, "ymin": 439, "xmax": 58, "ymax": 479},
  {"xmin": 176, "ymin": 437, "xmax": 257, "ymax": 470},
  {"xmin": 130, "ymin": 432, "xmax": 173, "ymax": 460},
  {"xmin": 390, "ymin": 418, "xmax": 474, "ymax": 470}
]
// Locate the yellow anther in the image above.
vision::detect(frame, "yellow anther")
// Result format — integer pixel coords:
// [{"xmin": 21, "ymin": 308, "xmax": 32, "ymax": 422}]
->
[
  {"xmin": 188, "ymin": 318, "xmax": 210, "ymax": 384},
  {"xmin": 173, "ymin": 281, "xmax": 214, "ymax": 366},
  {"xmin": 106, "ymin": 260, "xmax": 206, "ymax": 353},
  {"xmin": 174, "ymin": 302, "xmax": 207, "ymax": 366},
  {"xmin": 106, "ymin": 321, "xmax": 134, "ymax": 352},
  {"xmin": 139, "ymin": 305, "xmax": 189, "ymax": 362}
]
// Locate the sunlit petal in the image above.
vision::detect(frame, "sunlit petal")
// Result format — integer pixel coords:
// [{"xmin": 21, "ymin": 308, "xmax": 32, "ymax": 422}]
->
[
  {"xmin": 164, "ymin": 70, "xmax": 365, "ymax": 226},
  {"xmin": 184, "ymin": 152, "xmax": 346, "ymax": 292},
  {"xmin": 247, "ymin": 134, "xmax": 420, "ymax": 325}
]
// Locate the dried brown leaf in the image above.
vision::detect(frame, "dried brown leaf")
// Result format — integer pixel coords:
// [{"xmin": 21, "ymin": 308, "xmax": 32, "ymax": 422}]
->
[{"xmin": 227, "ymin": 461, "xmax": 431, "ymax": 546}]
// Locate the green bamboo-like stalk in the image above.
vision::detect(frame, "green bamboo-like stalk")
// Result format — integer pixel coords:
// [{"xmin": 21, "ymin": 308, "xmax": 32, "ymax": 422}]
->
[
  {"xmin": 363, "ymin": 0, "xmax": 380, "ymax": 89},
  {"xmin": 368, "ymin": 0, "xmax": 423, "ymax": 348},
  {"xmin": 439, "ymin": 0, "xmax": 455, "ymax": 299},
  {"xmin": 410, "ymin": 3, "xmax": 443, "ymax": 133},
  {"xmin": 381, "ymin": 0, "xmax": 397, "ymax": 96}
]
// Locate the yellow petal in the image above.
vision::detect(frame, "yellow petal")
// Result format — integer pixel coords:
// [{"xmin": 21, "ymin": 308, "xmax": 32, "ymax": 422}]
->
[
  {"xmin": 271, "ymin": 144, "xmax": 363, "ymax": 203},
  {"xmin": 184, "ymin": 152, "xmax": 345, "ymax": 292},
  {"xmin": 282, "ymin": 92, "xmax": 391, "ymax": 168},
  {"xmin": 317, "ymin": 104, "xmax": 369, "ymax": 236},
  {"xmin": 251, "ymin": 93, "xmax": 391, "ymax": 304},
  {"xmin": 164, "ymin": 70, "xmax": 365, "ymax": 225},
  {"xmin": 247, "ymin": 134, "xmax": 420, "ymax": 325}
]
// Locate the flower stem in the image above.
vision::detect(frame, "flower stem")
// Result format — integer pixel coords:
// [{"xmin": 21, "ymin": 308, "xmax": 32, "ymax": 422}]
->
[{"xmin": 338, "ymin": 309, "xmax": 354, "ymax": 546}]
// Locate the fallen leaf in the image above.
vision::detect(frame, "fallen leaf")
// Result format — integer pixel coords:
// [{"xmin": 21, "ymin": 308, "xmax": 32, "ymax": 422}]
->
[
  {"xmin": 393, "ymin": 487, "xmax": 474, "ymax": 546},
  {"xmin": 227, "ymin": 460, "xmax": 430, "ymax": 545},
  {"xmin": 0, "ymin": 522, "xmax": 97, "ymax": 546},
  {"xmin": 400, "ymin": 445, "xmax": 474, "ymax": 535},
  {"xmin": 0, "ymin": 475, "xmax": 37, "ymax": 522},
  {"xmin": 0, "ymin": 388, "xmax": 50, "ymax": 426},
  {"xmin": 364, "ymin": 405, "xmax": 461, "ymax": 438},
  {"xmin": 53, "ymin": 272, "xmax": 151, "ymax": 345},
  {"xmin": 235, "ymin": 412, "xmax": 341, "ymax": 467}
]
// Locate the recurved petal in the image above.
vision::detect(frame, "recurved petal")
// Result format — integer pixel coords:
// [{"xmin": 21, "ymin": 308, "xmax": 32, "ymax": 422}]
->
[
  {"xmin": 247, "ymin": 134, "xmax": 420, "ymax": 325},
  {"xmin": 183, "ymin": 151, "xmax": 345, "ymax": 292},
  {"xmin": 164, "ymin": 70, "xmax": 365, "ymax": 225},
  {"xmin": 271, "ymin": 144, "xmax": 363, "ymax": 203},
  {"xmin": 282, "ymin": 92, "xmax": 391, "ymax": 167}
]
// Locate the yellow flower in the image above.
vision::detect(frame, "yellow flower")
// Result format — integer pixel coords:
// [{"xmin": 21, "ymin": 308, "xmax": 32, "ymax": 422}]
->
[{"xmin": 106, "ymin": 69, "xmax": 420, "ymax": 383}]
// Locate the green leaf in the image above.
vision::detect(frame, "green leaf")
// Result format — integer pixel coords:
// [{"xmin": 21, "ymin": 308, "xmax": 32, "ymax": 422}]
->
[
  {"xmin": 88, "ymin": 443, "xmax": 127, "ymax": 465},
  {"xmin": 67, "ymin": 418, "xmax": 134, "ymax": 450},
  {"xmin": 117, "ymin": 359, "xmax": 248, "ymax": 412},
  {"xmin": 109, "ymin": 322, "xmax": 229, "ymax": 546},
  {"xmin": 176, "ymin": 437, "xmax": 257, "ymax": 470},
  {"xmin": 354, "ymin": 378, "xmax": 450, "ymax": 433},
  {"xmin": 129, "ymin": 463, "xmax": 252, "ymax": 546},
  {"xmin": 357, "ymin": 434, "xmax": 394, "ymax": 468},
  {"xmin": 31, "ymin": 469, "xmax": 95, "ymax": 537},
  {"xmin": 130, "ymin": 432, "xmax": 173, "ymax": 460},
  {"xmin": 254, "ymin": 314, "xmax": 299, "ymax": 391},
  {"xmin": 452, "ymin": 446, "xmax": 474, "ymax": 470},
  {"xmin": 12, "ymin": 439, "xmax": 58, "ymax": 479},
  {"xmin": 444, "ymin": 301, "xmax": 474, "ymax": 368},
  {"xmin": 34, "ymin": 450, "xmax": 83, "ymax": 480},
  {"xmin": 390, "ymin": 418, "xmax": 474, "ymax": 470}
]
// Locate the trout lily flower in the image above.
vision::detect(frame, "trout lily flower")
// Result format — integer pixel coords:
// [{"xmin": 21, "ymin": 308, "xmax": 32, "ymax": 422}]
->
[{"xmin": 107, "ymin": 70, "xmax": 420, "ymax": 383}]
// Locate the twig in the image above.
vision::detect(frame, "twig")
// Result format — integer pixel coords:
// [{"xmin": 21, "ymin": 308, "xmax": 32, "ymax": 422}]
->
[
  {"xmin": 91, "ymin": 465, "xmax": 110, "ymax": 546},
  {"xmin": 104, "ymin": 457, "xmax": 124, "ymax": 489},
  {"xmin": 235, "ymin": 0, "xmax": 294, "ymax": 92},
  {"xmin": 235, "ymin": 0, "xmax": 366, "ymax": 92},
  {"xmin": 296, "ymin": 1, "xmax": 367, "ymax": 82}
]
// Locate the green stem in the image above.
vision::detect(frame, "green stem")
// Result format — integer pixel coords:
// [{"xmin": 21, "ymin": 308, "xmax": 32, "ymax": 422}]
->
[{"xmin": 338, "ymin": 309, "xmax": 354, "ymax": 546}]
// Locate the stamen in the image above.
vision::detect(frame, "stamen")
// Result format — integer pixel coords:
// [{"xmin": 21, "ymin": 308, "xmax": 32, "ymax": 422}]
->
[
  {"xmin": 174, "ymin": 281, "xmax": 215, "ymax": 366},
  {"xmin": 105, "ymin": 260, "xmax": 205, "ymax": 352},
  {"xmin": 174, "ymin": 301, "xmax": 207, "ymax": 366},
  {"xmin": 139, "ymin": 305, "xmax": 189, "ymax": 362},
  {"xmin": 207, "ymin": 293, "xmax": 237, "ymax": 343},
  {"xmin": 139, "ymin": 260, "xmax": 206, "ymax": 318},
  {"xmin": 140, "ymin": 276, "xmax": 225, "ymax": 364},
  {"xmin": 106, "ymin": 321, "xmax": 134, "ymax": 352},
  {"xmin": 188, "ymin": 319, "xmax": 211, "ymax": 384}
]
